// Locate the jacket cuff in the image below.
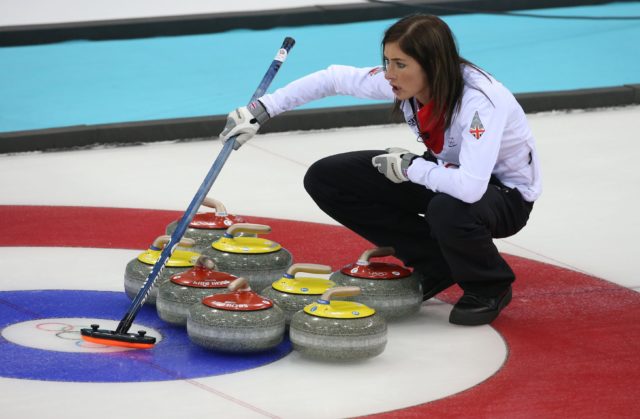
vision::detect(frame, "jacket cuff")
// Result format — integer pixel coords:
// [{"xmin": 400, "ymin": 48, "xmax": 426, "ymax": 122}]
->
[{"xmin": 406, "ymin": 157, "xmax": 438, "ymax": 185}]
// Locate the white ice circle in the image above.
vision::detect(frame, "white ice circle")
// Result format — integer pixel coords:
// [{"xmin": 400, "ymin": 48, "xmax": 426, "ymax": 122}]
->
[{"xmin": 1, "ymin": 318, "xmax": 163, "ymax": 353}]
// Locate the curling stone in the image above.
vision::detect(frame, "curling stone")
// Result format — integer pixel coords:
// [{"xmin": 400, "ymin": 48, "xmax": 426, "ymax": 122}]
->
[
  {"xmin": 187, "ymin": 277, "xmax": 285, "ymax": 352},
  {"xmin": 123, "ymin": 235, "xmax": 200, "ymax": 305},
  {"xmin": 156, "ymin": 255, "xmax": 238, "ymax": 326},
  {"xmin": 166, "ymin": 197, "xmax": 246, "ymax": 251},
  {"xmin": 201, "ymin": 223, "xmax": 293, "ymax": 292},
  {"xmin": 329, "ymin": 247, "xmax": 422, "ymax": 320},
  {"xmin": 289, "ymin": 286, "xmax": 387, "ymax": 361},
  {"xmin": 260, "ymin": 263, "xmax": 335, "ymax": 325}
]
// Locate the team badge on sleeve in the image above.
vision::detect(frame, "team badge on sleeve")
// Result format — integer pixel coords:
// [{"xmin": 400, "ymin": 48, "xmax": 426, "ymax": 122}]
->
[
  {"xmin": 368, "ymin": 66, "xmax": 383, "ymax": 76},
  {"xmin": 469, "ymin": 111, "xmax": 485, "ymax": 139}
]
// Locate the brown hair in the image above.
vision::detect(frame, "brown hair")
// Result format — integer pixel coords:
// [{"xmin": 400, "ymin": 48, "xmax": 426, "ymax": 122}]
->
[{"xmin": 382, "ymin": 14, "xmax": 485, "ymax": 128}]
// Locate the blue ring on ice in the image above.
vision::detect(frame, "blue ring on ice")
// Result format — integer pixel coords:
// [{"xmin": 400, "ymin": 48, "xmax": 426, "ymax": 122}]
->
[{"xmin": 0, "ymin": 290, "xmax": 292, "ymax": 383}]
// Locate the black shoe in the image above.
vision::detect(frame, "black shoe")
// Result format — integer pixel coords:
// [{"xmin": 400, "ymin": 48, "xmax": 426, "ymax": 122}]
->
[
  {"xmin": 449, "ymin": 287, "xmax": 512, "ymax": 326},
  {"xmin": 421, "ymin": 277, "xmax": 454, "ymax": 301}
]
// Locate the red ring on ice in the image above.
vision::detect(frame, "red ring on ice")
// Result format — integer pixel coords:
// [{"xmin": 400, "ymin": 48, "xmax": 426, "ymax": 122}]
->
[{"xmin": 1, "ymin": 205, "xmax": 638, "ymax": 417}]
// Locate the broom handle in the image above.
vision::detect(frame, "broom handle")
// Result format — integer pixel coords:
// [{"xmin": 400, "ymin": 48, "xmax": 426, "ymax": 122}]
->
[{"xmin": 115, "ymin": 37, "xmax": 296, "ymax": 334}]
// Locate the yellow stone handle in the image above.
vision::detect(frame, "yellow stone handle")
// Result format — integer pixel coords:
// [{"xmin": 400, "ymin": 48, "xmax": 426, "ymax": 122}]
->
[
  {"xmin": 286, "ymin": 263, "xmax": 332, "ymax": 276},
  {"xmin": 202, "ymin": 197, "xmax": 228, "ymax": 216},
  {"xmin": 226, "ymin": 223, "xmax": 271, "ymax": 237},
  {"xmin": 320, "ymin": 286, "xmax": 361, "ymax": 301},
  {"xmin": 228, "ymin": 277, "xmax": 251, "ymax": 292},
  {"xmin": 357, "ymin": 247, "xmax": 395, "ymax": 265},
  {"xmin": 152, "ymin": 235, "xmax": 196, "ymax": 249}
]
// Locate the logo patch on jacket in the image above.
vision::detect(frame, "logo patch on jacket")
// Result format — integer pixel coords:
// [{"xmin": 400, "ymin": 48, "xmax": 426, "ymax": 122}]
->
[
  {"xmin": 469, "ymin": 111, "xmax": 485, "ymax": 139},
  {"xmin": 368, "ymin": 66, "xmax": 383, "ymax": 76}
]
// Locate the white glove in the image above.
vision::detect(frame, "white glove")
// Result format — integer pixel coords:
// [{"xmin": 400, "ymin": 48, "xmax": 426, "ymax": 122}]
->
[
  {"xmin": 219, "ymin": 101, "xmax": 270, "ymax": 149},
  {"xmin": 371, "ymin": 148, "xmax": 419, "ymax": 183},
  {"xmin": 385, "ymin": 147, "xmax": 411, "ymax": 154}
]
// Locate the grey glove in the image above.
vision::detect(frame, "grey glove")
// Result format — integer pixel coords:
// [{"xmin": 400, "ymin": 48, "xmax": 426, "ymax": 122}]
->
[
  {"xmin": 371, "ymin": 147, "xmax": 419, "ymax": 183},
  {"xmin": 219, "ymin": 100, "xmax": 270, "ymax": 149}
]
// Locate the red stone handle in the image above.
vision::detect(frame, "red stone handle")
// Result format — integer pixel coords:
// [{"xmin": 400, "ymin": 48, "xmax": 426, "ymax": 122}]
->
[
  {"xmin": 228, "ymin": 277, "xmax": 251, "ymax": 292},
  {"xmin": 202, "ymin": 197, "xmax": 228, "ymax": 216},
  {"xmin": 357, "ymin": 247, "xmax": 395, "ymax": 265},
  {"xmin": 195, "ymin": 255, "xmax": 217, "ymax": 270}
]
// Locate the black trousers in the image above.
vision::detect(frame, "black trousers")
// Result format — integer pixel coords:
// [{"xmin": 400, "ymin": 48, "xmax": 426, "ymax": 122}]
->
[{"xmin": 303, "ymin": 150, "xmax": 534, "ymax": 297}]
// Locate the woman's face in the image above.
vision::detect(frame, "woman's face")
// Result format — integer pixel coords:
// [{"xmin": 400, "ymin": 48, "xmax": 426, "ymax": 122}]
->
[{"xmin": 383, "ymin": 42, "xmax": 429, "ymax": 103}]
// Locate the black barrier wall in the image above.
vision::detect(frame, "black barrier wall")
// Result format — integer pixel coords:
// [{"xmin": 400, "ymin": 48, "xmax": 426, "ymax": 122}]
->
[
  {"xmin": 1, "ymin": 85, "xmax": 639, "ymax": 154},
  {"xmin": 2, "ymin": 0, "xmax": 638, "ymax": 152}
]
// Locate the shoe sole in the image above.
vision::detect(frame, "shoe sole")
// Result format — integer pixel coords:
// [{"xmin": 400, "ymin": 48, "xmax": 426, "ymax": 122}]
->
[{"xmin": 448, "ymin": 289, "xmax": 512, "ymax": 326}]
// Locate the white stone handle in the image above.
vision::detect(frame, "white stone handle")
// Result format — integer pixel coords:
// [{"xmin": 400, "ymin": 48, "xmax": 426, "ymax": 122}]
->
[
  {"xmin": 286, "ymin": 263, "xmax": 332, "ymax": 276},
  {"xmin": 320, "ymin": 286, "xmax": 361, "ymax": 301},
  {"xmin": 152, "ymin": 235, "xmax": 196, "ymax": 249},
  {"xmin": 226, "ymin": 223, "xmax": 271, "ymax": 237}
]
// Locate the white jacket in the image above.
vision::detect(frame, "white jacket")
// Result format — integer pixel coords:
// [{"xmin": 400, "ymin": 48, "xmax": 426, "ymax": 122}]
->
[{"xmin": 259, "ymin": 64, "xmax": 542, "ymax": 203}]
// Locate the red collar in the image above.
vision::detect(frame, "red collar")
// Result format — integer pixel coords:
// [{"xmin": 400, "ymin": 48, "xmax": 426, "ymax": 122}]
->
[{"xmin": 416, "ymin": 101, "xmax": 446, "ymax": 154}]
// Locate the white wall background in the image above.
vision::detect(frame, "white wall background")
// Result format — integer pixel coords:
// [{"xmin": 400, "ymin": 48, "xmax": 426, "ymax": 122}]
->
[{"xmin": 0, "ymin": 0, "xmax": 365, "ymax": 26}]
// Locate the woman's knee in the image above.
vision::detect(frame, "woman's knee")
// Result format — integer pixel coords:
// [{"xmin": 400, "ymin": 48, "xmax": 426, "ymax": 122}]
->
[
  {"xmin": 304, "ymin": 150, "xmax": 382, "ymax": 197},
  {"xmin": 426, "ymin": 194, "xmax": 469, "ymax": 237},
  {"xmin": 304, "ymin": 155, "xmax": 342, "ymax": 197}
]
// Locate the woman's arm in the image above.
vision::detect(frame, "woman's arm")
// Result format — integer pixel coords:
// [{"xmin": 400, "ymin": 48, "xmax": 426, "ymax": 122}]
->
[
  {"xmin": 407, "ymin": 91, "xmax": 508, "ymax": 203},
  {"xmin": 219, "ymin": 65, "xmax": 394, "ymax": 147},
  {"xmin": 259, "ymin": 65, "xmax": 394, "ymax": 117}
]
